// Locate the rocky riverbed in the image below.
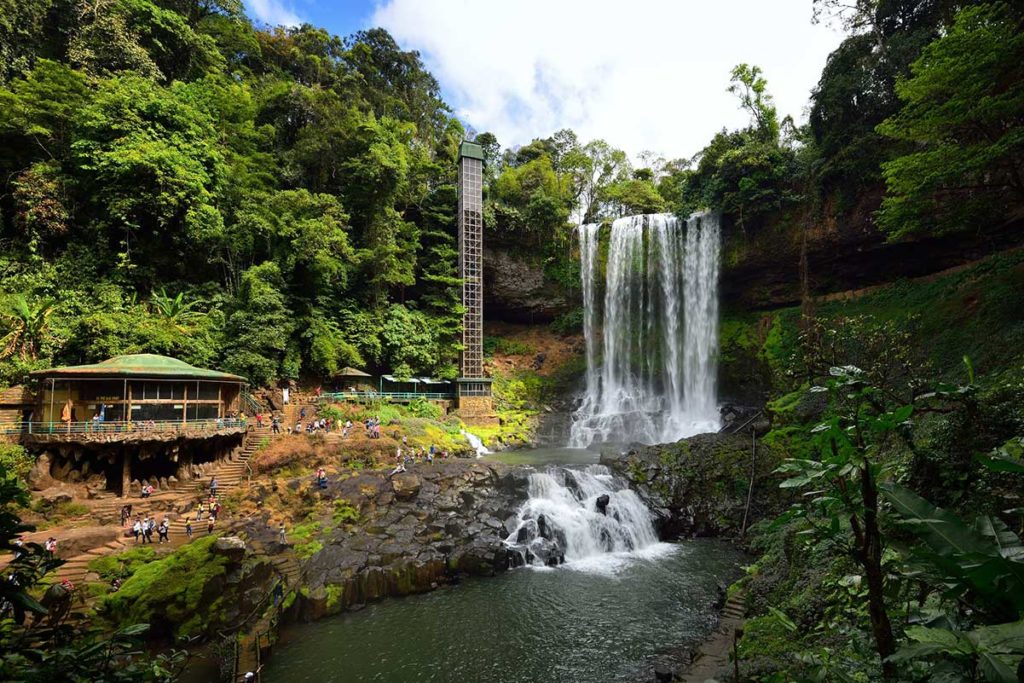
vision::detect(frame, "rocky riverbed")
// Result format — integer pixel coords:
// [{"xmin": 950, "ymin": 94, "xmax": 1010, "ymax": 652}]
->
[{"xmin": 242, "ymin": 459, "xmax": 532, "ymax": 622}]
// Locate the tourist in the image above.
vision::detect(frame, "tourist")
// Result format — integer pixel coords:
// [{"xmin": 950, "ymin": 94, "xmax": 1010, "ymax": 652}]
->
[
  {"xmin": 427, "ymin": 450, "xmax": 434, "ymax": 465},
  {"xmin": 132, "ymin": 517, "xmax": 142, "ymax": 543},
  {"xmin": 185, "ymin": 517, "xmax": 193, "ymax": 540},
  {"xmin": 213, "ymin": 501, "xmax": 221, "ymax": 518},
  {"xmin": 141, "ymin": 483, "xmax": 151, "ymax": 499},
  {"xmin": 158, "ymin": 518, "xmax": 169, "ymax": 544},
  {"xmin": 387, "ymin": 461, "xmax": 406, "ymax": 479},
  {"xmin": 196, "ymin": 501, "xmax": 206, "ymax": 521},
  {"xmin": 294, "ymin": 421, "xmax": 302, "ymax": 434},
  {"xmin": 44, "ymin": 537, "xmax": 57, "ymax": 555},
  {"xmin": 141, "ymin": 518, "xmax": 151, "ymax": 544},
  {"xmin": 300, "ymin": 407, "xmax": 307, "ymax": 421},
  {"xmin": 120, "ymin": 504, "xmax": 131, "ymax": 527},
  {"xmin": 207, "ymin": 515, "xmax": 216, "ymax": 534},
  {"xmin": 255, "ymin": 412, "xmax": 263, "ymax": 428},
  {"xmin": 278, "ymin": 524, "xmax": 286, "ymax": 544},
  {"xmin": 271, "ymin": 416, "xmax": 280, "ymax": 434},
  {"xmin": 316, "ymin": 468, "xmax": 327, "ymax": 489},
  {"xmin": 210, "ymin": 476, "xmax": 218, "ymax": 498}
]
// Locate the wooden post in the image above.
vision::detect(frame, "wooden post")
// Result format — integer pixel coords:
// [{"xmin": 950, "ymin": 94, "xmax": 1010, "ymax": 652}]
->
[
  {"xmin": 49, "ymin": 378, "xmax": 54, "ymax": 429},
  {"xmin": 183, "ymin": 383, "xmax": 188, "ymax": 425},
  {"xmin": 121, "ymin": 450, "xmax": 131, "ymax": 499}
]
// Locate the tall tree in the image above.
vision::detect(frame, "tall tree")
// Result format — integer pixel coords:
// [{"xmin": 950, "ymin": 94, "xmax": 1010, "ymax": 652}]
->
[{"xmin": 877, "ymin": 2, "xmax": 1024, "ymax": 236}]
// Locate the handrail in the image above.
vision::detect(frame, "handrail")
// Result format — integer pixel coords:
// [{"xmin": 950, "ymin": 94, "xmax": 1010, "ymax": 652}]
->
[
  {"xmin": 718, "ymin": 409, "xmax": 764, "ymax": 435},
  {"xmin": 321, "ymin": 390, "xmax": 454, "ymax": 401},
  {"xmin": 1, "ymin": 417, "xmax": 247, "ymax": 436}
]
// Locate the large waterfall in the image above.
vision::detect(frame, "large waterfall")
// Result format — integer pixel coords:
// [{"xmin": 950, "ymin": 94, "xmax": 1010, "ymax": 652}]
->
[
  {"xmin": 569, "ymin": 213, "xmax": 721, "ymax": 448},
  {"xmin": 504, "ymin": 465, "xmax": 659, "ymax": 569}
]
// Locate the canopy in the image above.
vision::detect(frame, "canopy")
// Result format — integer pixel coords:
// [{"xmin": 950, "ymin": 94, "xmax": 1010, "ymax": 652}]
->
[
  {"xmin": 381, "ymin": 375, "xmax": 418, "ymax": 384},
  {"xmin": 336, "ymin": 367, "xmax": 372, "ymax": 378}
]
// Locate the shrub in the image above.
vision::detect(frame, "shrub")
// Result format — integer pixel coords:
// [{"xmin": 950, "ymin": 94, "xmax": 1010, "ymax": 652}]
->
[{"xmin": 0, "ymin": 444, "xmax": 34, "ymax": 479}]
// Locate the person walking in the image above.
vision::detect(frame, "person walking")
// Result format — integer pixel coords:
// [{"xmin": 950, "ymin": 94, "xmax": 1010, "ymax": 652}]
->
[
  {"xmin": 210, "ymin": 476, "xmax": 218, "ymax": 498},
  {"xmin": 185, "ymin": 517, "xmax": 193, "ymax": 540},
  {"xmin": 142, "ymin": 518, "xmax": 154, "ymax": 544},
  {"xmin": 196, "ymin": 501, "xmax": 205, "ymax": 521},
  {"xmin": 207, "ymin": 515, "xmax": 215, "ymax": 534},
  {"xmin": 158, "ymin": 518, "xmax": 169, "ymax": 544},
  {"xmin": 278, "ymin": 523, "xmax": 287, "ymax": 545},
  {"xmin": 132, "ymin": 517, "xmax": 142, "ymax": 543},
  {"xmin": 271, "ymin": 416, "xmax": 280, "ymax": 434}
]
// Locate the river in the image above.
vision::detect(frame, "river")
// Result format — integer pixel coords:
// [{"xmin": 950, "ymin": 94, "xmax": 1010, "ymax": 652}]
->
[{"xmin": 260, "ymin": 447, "xmax": 742, "ymax": 683}]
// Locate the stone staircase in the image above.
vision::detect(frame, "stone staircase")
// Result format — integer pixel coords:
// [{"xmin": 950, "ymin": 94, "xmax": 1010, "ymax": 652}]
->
[
  {"xmin": 235, "ymin": 552, "xmax": 303, "ymax": 679},
  {"xmin": 51, "ymin": 425, "xmax": 277, "ymax": 587}
]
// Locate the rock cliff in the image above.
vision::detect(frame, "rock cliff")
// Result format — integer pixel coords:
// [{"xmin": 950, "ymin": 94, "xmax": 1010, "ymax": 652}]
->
[{"xmin": 255, "ymin": 460, "xmax": 532, "ymax": 621}]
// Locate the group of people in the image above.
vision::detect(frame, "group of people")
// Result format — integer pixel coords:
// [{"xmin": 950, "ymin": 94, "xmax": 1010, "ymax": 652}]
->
[
  {"xmin": 364, "ymin": 417, "xmax": 382, "ymax": 439},
  {"xmin": 131, "ymin": 515, "xmax": 170, "ymax": 544},
  {"xmin": 388, "ymin": 442, "xmax": 448, "ymax": 478}
]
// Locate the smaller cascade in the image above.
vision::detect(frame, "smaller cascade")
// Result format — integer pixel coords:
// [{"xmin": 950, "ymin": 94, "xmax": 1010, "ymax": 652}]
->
[
  {"xmin": 504, "ymin": 465, "xmax": 658, "ymax": 568},
  {"xmin": 461, "ymin": 429, "xmax": 490, "ymax": 457}
]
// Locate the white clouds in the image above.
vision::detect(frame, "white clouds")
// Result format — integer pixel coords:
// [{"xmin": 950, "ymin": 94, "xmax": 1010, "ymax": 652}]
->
[
  {"xmin": 372, "ymin": 0, "xmax": 845, "ymax": 160},
  {"xmin": 246, "ymin": 0, "xmax": 301, "ymax": 27}
]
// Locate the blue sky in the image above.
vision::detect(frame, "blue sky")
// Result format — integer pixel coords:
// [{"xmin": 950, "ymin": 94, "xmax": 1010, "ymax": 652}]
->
[{"xmin": 243, "ymin": 1, "xmax": 847, "ymax": 161}]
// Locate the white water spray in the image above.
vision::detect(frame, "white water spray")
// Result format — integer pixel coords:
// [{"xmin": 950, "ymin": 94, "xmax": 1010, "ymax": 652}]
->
[
  {"xmin": 569, "ymin": 213, "xmax": 721, "ymax": 448},
  {"xmin": 461, "ymin": 429, "xmax": 490, "ymax": 457},
  {"xmin": 504, "ymin": 465, "xmax": 659, "ymax": 569}
]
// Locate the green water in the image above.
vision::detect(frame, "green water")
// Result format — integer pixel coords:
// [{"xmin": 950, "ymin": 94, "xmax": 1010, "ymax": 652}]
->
[{"xmin": 261, "ymin": 540, "xmax": 741, "ymax": 683}]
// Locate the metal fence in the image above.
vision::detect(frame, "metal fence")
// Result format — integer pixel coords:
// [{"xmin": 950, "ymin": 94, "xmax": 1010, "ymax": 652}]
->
[
  {"xmin": 320, "ymin": 391, "xmax": 454, "ymax": 402},
  {"xmin": 0, "ymin": 417, "xmax": 247, "ymax": 436}
]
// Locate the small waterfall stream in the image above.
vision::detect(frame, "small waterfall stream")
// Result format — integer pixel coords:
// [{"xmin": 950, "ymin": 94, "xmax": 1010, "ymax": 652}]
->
[
  {"xmin": 570, "ymin": 212, "xmax": 722, "ymax": 448},
  {"xmin": 504, "ymin": 465, "xmax": 658, "ymax": 568}
]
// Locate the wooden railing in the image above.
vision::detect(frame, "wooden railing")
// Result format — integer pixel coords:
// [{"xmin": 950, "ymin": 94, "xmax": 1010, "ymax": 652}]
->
[{"xmin": 0, "ymin": 417, "xmax": 247, "ymax": 436}]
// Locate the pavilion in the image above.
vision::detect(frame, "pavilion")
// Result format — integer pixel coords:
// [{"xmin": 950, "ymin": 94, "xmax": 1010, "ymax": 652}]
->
[{"xmin": 28, "ymin": 354, "xmax": 246, "ymax": 433}]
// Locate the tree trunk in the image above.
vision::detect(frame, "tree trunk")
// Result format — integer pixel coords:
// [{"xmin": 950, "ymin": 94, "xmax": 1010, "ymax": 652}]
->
[{"xmin": 859, "ymin": 464, "xmax": 897, "ymax": 680}]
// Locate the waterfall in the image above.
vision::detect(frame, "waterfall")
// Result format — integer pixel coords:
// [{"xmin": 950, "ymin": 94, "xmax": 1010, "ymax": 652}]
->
[
  {"xmin": 461, "ymin": 429, "xmax": 490, "ymax": 457},
  {"xmin": 504, "ymin": 465, "xmax": 659, "ymax": 568},
  {"xmin": 569, "ymin": 212, "xmax": 721, "ymax": 448}
]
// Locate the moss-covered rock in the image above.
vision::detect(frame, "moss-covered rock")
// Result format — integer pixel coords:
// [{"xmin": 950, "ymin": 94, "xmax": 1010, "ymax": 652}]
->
[
  {"xmin": 99, "ymin": 535, "xmax": 275, "ymax": 640},
  {"xmin": 605, "ymin": 432, "xmax": 791, "ymax": 539}
]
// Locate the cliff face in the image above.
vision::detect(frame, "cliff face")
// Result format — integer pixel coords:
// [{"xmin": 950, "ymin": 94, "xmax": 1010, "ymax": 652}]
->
[
  {"xmin": 264, "ymin": 460, "xmax": 532, "ymax": 621},
  {"xmin": 720, "ymin": 196, "xmax": 1024, "ymax": 310},
  {"xmin": 483, "ymin": 246, "xmax": 573, "ymax": 323}
]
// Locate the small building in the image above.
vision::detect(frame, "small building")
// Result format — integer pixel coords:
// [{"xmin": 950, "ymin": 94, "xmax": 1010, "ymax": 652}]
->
[
  {"xmin": 19, "ymin": 354, "xmax": 250, "ymax": 497},
  {"xmin": 30, "ymin": 354, "xmax": 245, "ymax": 428}
]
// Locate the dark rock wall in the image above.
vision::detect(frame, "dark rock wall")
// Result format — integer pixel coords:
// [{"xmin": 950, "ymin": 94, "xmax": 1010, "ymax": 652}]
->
[
  {"xmin": 269, "ymin": 461, "xmax": 532, "ymax": 621},
  {"xmin": 604, "ymin": 433, "xmax": 792, "ymax": 540}
]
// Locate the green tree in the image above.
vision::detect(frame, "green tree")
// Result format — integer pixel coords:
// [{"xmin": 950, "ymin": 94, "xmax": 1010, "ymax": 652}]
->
[
  {"xmin": 222, "ymin": 262, "xmax": 293, "ymax": 385},
  {"xmin": 0, "ymin": 294, "xmax": 55, "ymax": 361},
  {"xmin": 877, "ymin": 2, "xmax": 1024, "ymax": 236},
  {"xmin": 728, "ymin": 63, "xmax": 779, "ymax": 142}
]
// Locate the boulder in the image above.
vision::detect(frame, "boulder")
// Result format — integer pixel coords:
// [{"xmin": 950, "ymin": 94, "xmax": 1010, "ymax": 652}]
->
[
  {"xmin": 212, "ymin": 536, "xmax": 247, "ymax": 563},
  {"xmin": 27, "ymin": 452, "xmax": 56, "ymax": 491},
  {"xmin": 38, "ymin": 488, "xmax": 73, "ymax": 508},
  {"xmin": 595, "ymin": 494, "xmax": 610, "ymax": 515},
  {"xmin": 391, "ymin": 473, "xmax": 421, "ymax": 501}
]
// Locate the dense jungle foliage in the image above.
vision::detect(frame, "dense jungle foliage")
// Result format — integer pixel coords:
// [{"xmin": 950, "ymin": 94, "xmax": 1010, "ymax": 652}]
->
[{"xmin": 1, "ymin": 0, "xmax": 1023, "ymax": 681}]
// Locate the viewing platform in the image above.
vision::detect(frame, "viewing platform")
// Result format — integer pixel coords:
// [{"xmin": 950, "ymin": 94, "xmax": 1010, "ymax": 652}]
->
[{"xmin": 3, "ymin": 417, "xmax": 248, "ymax": 445}]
